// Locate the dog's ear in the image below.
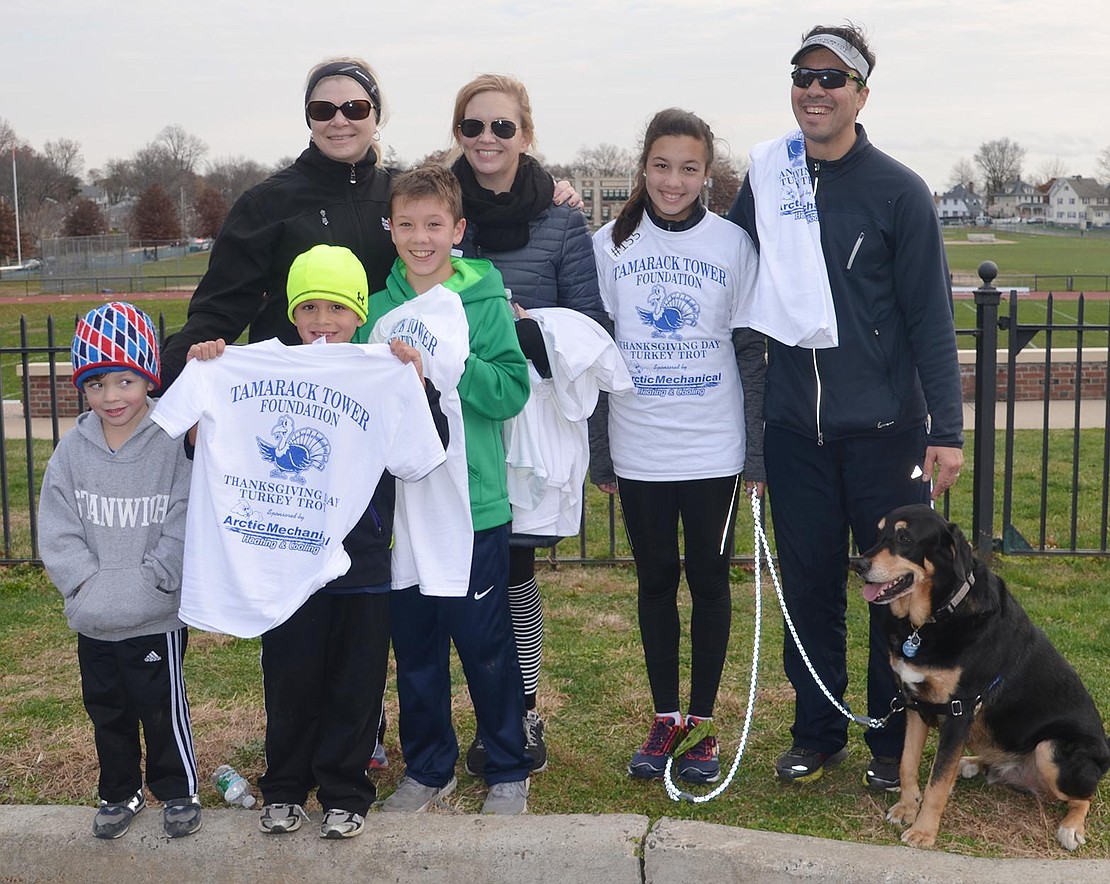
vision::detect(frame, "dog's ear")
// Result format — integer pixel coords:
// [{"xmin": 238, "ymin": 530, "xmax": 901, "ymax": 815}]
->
[{"xmin": 946, "ymin": 519, "xmax": 975, "ymax": 585}]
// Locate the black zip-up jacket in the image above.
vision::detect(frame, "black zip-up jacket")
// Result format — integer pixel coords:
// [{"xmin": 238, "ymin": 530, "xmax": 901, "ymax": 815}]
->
[
  {"xmin": 728, "ymin": 125, "xmax": 963, "ymax": 448},
  {"xmin": 160, "ymin": 142, "xmax": 397, "ymax": 389}
]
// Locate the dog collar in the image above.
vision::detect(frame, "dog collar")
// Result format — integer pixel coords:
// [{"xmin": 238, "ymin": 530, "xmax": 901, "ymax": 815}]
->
[
  {"xmin": 933, "ymin": 571, "xmax": 975, "ymax": 620},
  {"xmin": 901, "ymin": 572, "xmax": 975, "ymax": 658}
]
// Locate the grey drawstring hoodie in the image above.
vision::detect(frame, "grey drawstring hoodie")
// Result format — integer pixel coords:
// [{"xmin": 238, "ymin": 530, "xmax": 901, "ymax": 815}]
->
[{"xmin": 38, "ymin": 399, "xmax": 191, "ymax": 641}]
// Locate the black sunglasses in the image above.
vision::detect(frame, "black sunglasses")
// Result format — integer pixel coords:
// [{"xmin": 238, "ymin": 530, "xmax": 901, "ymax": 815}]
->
[
  {"xmin": 306, "ymin": 99, "xmax": 375, "ymax": 122},
  {"xmin": 790, "ymin": 68, "xmax": 866, "ymax": 90},
  {"xmin": 457, "ymin": 118, "xmax": 518, "ymax": 139}
]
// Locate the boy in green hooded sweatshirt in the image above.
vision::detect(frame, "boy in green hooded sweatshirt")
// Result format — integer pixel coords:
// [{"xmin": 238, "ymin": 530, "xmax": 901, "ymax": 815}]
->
[{"xmin": 355, "ymin": 165, "xmax": 533, "ymax": 815}]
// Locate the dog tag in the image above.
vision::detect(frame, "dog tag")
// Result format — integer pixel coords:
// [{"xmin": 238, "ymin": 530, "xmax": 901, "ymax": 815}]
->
[{"xmin": 902, "ymin": 632, "xmax": 921, "ymax": 658}]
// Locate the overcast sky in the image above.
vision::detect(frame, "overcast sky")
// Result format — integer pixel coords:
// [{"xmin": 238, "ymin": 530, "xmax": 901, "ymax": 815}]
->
[{"xmin": 4, "ymin": 0, "xmax": 1107, "ymax": 195}]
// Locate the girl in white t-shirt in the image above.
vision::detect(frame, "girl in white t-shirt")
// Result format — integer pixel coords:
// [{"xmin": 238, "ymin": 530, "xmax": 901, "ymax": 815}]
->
[{"xmin": 592, "ymin": 108, "xmax": 765, "ymax": 785}]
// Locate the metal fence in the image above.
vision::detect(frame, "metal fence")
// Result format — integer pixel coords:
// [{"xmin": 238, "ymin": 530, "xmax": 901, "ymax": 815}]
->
[{"xmin": 2, "ymin": 275, "xmax": 1109, "ymax": 566}]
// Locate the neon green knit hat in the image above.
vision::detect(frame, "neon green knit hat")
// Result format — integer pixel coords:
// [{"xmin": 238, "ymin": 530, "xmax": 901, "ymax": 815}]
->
[{"xmin": 286, "ymin": 244, "xmax": 369, "ymax": 323}]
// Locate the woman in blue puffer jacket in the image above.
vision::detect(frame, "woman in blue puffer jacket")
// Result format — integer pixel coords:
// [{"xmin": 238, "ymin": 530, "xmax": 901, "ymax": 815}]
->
[{"xmin": 449, "ymin": 73, "xmax": 607, "ymax": 778}]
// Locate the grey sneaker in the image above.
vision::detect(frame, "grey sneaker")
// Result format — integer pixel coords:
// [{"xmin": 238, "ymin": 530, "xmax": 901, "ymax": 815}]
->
[
  {"xmin": 92, "ymin": 789, "xmax": 145, "ymax": 839},
  {"xmin": 320, "ymin": 808, "xmax": 364, "ymax": 839},
  {"xmin": 259, "ymin": 802, "xmax": 308, "ymax": 834},
  {"xmin": 481, "ymin": 778, "xmax": 529, "ymax": 815},
  {"xmin": 163, "ymin": 795, "xmax": 202, "ymax": 838},
  {"xmin": 380, "ymin": 775, "xmax": 456, "ymax": 813}
]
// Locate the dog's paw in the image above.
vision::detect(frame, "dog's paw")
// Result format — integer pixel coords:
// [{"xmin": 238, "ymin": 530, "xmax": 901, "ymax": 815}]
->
[
  {"xmin": 1057, "ymin": 824, "xmax": 1086, "ymax": 851},
  {"xmin": 886, "ymin": 797, "xmax": 920, "ymax": 826},
  {"xmin": 901, "ymin": 826, "xmax": 937, "ymax": 848},
  {"xmin": 958, "ymin": 757, "xmax": 981, "ymax": 779}
]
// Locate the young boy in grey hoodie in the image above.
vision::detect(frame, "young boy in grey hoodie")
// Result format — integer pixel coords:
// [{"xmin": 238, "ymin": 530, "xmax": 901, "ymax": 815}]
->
[{"xmin": 38, "ymin": 302, "xmax": 200, "ymax": 840}]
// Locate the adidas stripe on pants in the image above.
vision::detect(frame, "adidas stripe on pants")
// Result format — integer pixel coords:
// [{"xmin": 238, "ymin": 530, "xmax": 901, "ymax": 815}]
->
[{"xmin": 78, "ymin": 628, "xmax": 198, "ymax": 804}]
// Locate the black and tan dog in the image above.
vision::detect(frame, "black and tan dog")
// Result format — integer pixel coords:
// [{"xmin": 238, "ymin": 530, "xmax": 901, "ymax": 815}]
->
[{"xmin": 852, "ymin": 504, "xmax": 1110, "ymax": 850}]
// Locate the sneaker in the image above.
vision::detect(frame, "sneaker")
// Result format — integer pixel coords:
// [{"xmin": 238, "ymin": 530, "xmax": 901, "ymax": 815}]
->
[
  {"xmin": 464, "ymin": 736, "xmax": 487, "ymax": 777},
  {"xmin": 259, "ymin": 803, "xmax": 308, "ymax": 834},
  {"xmin": 368, "ymin": 741, "xmax": 388, "ymax": 771},
  {"xmin": 628, "ymin": 717, "xmax": 686, "ymax": 780},
  {"xmin": 864, "ymin": 755, "xmax": 901, "ymax": 791},
  {"xmin": 92, "ymin": 789, "xmax": 145, "ymax": 840},
  {"xmin": 774, "ymin": 745, "xmax": 848, "ymax": 784},
  {"xmin": 380, "ymin": 775, "xmax": 456, "ymax": 813},
  {"xmin": 163, "ymin": 796, "xmax": 202, "ymax": 838},
  {"xmin": 524, "ymin": 710, "xmax": 548, "ymax": 773},
  {"xmin": 481, "ymin": 778, "xmax": 529, "ymax": 815},
  {"xmin": 677, "ymin": 719, "xmax": 720, "ymax": 784},
  {"xmin": 320, "ymin": 808, "xmax": 365, "ymax": 839}
]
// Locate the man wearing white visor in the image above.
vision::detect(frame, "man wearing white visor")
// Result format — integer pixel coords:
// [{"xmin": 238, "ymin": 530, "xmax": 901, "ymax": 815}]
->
[{"xmin": 728, "ymin": 23, "xmax": 964, "ymax": 790}]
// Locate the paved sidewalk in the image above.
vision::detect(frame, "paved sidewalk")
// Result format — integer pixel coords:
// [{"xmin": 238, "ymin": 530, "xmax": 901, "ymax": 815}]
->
[{"xmin": 1, "ymin": 806, "xmax": 1107, "ymax": 883}]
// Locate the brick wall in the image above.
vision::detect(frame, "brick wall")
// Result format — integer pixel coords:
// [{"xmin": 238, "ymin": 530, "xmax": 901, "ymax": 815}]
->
[
  {"xmin": 15, "ymin": 351, "xmax": 1110, "ymax": 418},
  {"xmin": 957, "ymin": 349, "xmax": 1108, "ymax": 402},
  {"xmin": 16, "ymin": 364, "xmax": 81, "ymax": 418}
]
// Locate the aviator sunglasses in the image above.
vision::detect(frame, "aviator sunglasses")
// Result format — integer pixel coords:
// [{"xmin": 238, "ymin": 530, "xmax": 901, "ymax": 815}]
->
[
  {"xmin": 457, "ymin": 118, "xmax": 519, "ymax": 139},
  {"xmin": 306, "ymin": 99, "xmax": 375, "ymax": 122},
  {"xmin": 790, "ymin": 68, "xmax": 866, "ymax": 90}
]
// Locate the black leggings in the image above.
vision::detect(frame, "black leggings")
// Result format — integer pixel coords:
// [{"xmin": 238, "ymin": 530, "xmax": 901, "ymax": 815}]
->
[{"xmin": 618, "ymin": 475, "xmax": 739, "ymax": 718}]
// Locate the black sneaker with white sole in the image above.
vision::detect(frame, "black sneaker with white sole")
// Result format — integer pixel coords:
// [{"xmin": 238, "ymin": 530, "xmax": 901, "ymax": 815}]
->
[
  {"xmin": 864, "ymin": 755, "xmax": 901, "ymax": 791},
  {"xmin": 774, "ymin": 745, "xmax": 848, "ymax": 784}
]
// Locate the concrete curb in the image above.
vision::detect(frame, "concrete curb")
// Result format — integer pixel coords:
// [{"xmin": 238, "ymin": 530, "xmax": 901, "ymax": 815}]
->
[{"xmin": 2, "ymin": 806, "xmax": 1107, "ymax": 884}]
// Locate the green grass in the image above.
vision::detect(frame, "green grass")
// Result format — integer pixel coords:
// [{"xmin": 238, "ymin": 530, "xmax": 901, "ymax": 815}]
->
[
  {"xmin": 944, "ymin": 228, "xmax": 1110, "ymax": 276},
  {"xmin": 2, "ymin": 550, "xmax": 1107, "ymax": 858}
]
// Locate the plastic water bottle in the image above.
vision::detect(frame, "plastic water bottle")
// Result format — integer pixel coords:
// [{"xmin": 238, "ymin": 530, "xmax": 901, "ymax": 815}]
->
[{"xmin": 212, "ymin": 765, "xmax": 256, "ymax": 808}]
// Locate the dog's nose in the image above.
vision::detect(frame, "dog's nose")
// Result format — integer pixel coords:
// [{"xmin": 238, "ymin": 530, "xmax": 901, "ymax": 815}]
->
[{"xmin": 849, "ymin": 556, "xmax": 869, "ymax": 575}]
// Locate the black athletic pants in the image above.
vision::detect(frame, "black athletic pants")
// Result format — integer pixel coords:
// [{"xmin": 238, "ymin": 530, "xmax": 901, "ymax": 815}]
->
[{"xmin": 617, "ymin": 474, "xmax": 739, "ymax": 719}]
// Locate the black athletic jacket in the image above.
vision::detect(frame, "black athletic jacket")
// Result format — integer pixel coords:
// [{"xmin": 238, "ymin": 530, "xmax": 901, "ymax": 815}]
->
[
  {"xmin": 160, "ymin": 143, "xmax": 397, "ymax": 389},
  {"xmin": 728, "ymin": 125, "xmax": 963, "ymax": 448}
]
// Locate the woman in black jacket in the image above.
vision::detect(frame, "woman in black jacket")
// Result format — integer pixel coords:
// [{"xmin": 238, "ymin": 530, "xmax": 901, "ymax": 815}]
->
[{"xmin": 160, "ymin": 57, "xmax": 396, "ymax": 389}]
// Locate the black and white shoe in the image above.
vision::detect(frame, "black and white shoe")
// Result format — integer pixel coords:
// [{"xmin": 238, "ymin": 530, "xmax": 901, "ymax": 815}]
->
[
  {"xmin": 259, "ymin": 802, "xmax": 308, "ymax": 834},
  {"xmin": 163, "ymin": 796, "xmax": 202, "ymax": 838},
  {"xmin": 320, "ymin": 808, "xmax": 365, "ymax": 839},
  {"xmin": 92, "ymin": 789, "xmax": 145, "ymax": 840}
]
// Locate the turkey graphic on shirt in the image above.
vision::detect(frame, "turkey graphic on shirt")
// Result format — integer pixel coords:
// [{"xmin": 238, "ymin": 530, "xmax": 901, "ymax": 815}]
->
[
  {"xmin": 636, "ymin": 285, "xmax": 700, "ymax": 340},
  {"xmin": 255, "ymin": 415, "xmax": 332, "ymax": 483}
]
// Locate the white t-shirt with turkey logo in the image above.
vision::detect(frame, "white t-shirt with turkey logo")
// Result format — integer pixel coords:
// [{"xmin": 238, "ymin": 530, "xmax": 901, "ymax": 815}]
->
[
  {"xmin": 151, "ymin": 339, "xmax": 446, "ymax": 637},
  {"xmin": 593, "ymin": 212, "xmax": 758, "ymax": 480}
]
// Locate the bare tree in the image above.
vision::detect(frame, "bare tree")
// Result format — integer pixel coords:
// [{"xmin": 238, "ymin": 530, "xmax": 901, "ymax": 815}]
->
[
  {"xmin": 707, "ymin": 157, "xmax": 744, "ymax": 215},
  {"xmin": 204, "ymin": 155, "xmax": 270, "ymax": 204},
  {"xmin": 1034, "ymin": 156, "xmax": 1069, "ymax": 185},
  {"xmin": 44, "ymin": 138, "xmax": 84, "ymax": 180},
  {"xmin": 157, "ymin": 125, "xmax": 208, "ymax": 181},
  {"xmin": 572, "ymin": 143, "xmax": 635, "ymax": 176},
  {"xmin": 974, "ymin": 138, "xmax": 1025, "ymax": 201},
  {"xmin": 0, "ymin": 118, "xmax": 18, "ymax": 155},
  {"xmin": 1097, "ymin": 146, "xmax": 1110, "ymax": 187},
  {"xmin": 947, "ymin": 158, "xmax": 979, "ymax": 192}
]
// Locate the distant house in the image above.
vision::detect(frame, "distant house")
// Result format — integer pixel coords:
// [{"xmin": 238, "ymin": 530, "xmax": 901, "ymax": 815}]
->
[
  {"xmin": 1047, "ymin": 176, "xmax": 1110, "ymax": 228},
  {"xmin": 934, "ymin": 183, "xmax": 984, "ymax": 224},
  {"xmin": 989, "ymin": 178, "xmax": 1042, "ymax": 219}
]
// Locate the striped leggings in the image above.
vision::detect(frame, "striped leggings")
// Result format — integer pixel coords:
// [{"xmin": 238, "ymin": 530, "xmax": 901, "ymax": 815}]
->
[{"xmin": 508, "ymin": 545, "xmax": 543, "ymax": 709}]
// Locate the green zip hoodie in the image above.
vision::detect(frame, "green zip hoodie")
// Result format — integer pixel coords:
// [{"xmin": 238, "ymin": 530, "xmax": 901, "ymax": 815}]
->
[{"xmin": 358, "ymin": 256, "xmax": 529, "ymax": 531}]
